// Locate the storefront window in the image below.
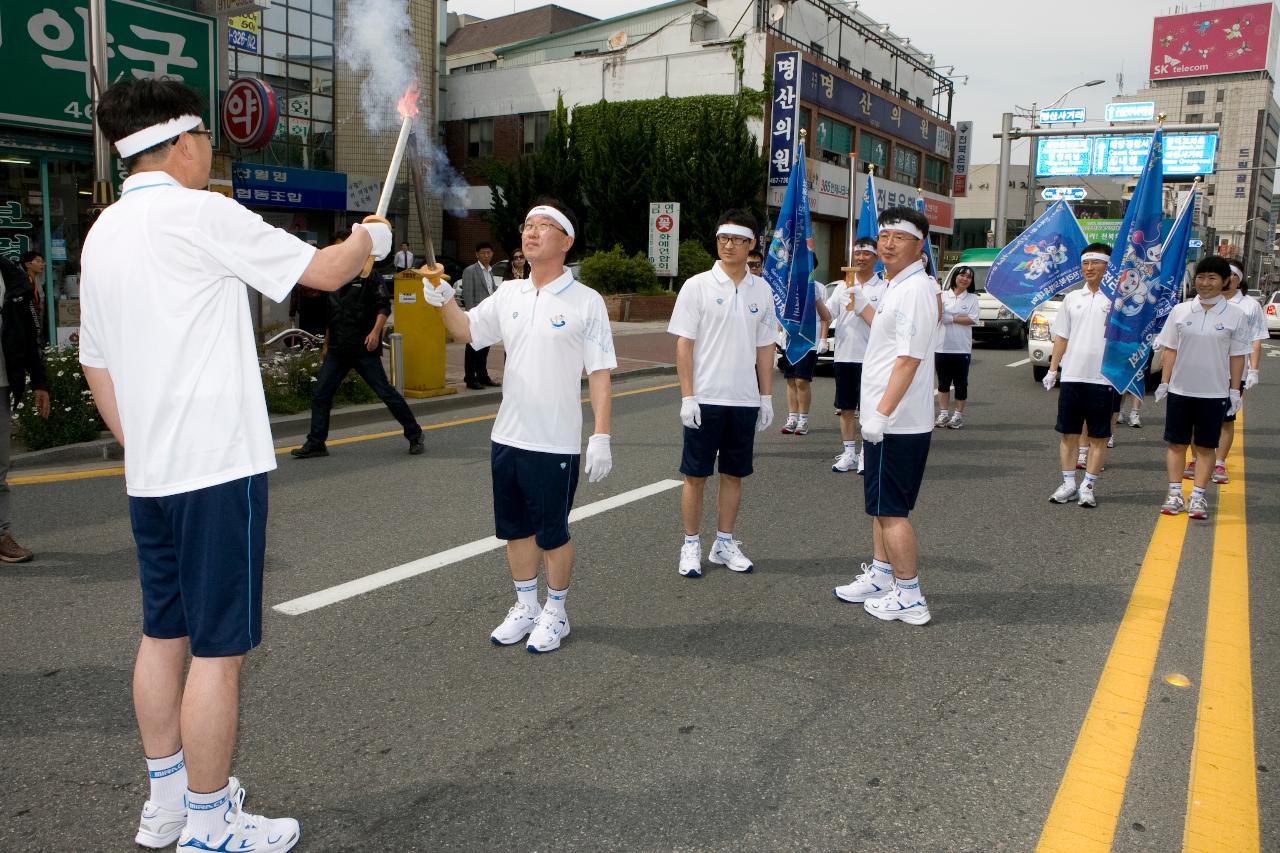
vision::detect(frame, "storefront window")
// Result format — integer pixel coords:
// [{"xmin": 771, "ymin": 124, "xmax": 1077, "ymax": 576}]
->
[
  {"xmin": 858, "ymin": 131, "xmax": 889, "ymax": 173},
  {"xmin": 816, "ymin": 116, "xmax": 853, "ymax": 166},
  {"xmin": 894, "ymin": 146, "xmax": 920, "ymax": 185},
  {"xmin": 923, "ymin": 156, "xmax": 947, "ymax": 194}
]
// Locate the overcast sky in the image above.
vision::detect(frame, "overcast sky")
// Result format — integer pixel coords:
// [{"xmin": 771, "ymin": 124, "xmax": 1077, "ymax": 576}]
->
[{"xmin": 446, "ymin": 0, "xmax": 1276, "ymax": 164}]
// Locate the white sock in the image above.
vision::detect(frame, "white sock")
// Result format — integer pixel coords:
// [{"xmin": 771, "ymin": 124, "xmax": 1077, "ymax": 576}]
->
[
  {"xmin": 145, "ymin": 749, "xmax": 187, "ymax": 810},
  {"xmin": 787, "ymin": 411, "xmax": 799, "ymax": 421},
  {"xmin": 514, "ymin": 578, "xmax": 538, "ymax": 608},
  {"xmin": 1191, "ymin": 486, "xmax": 1206, "ymax": 500},
  {"xmin": 1169, "ymin": 482, "xmax": 1182, "ymax": 496},
  {"xmin": 1062, "ymin": 470, "xmax": 1076, "ymax": 486},
  {"xmin": 896, "ymin": 574, "xmax": 923, "ymax": 604},
  {"xmin": 798, "ymin": 413, "xmax": 809, "ymax": 423},
  {"xmin": 184, "ymin": 781, "xmax": 233, "ymax": 842},
  {"xmin": 842, "ymin": 440, "xmax": 856, "ymax": 453},
  {"xmin": 1215, "ymin": 458, "xmax": 1225, "ymax": 467},
  {"xmin": 870, "ymin": 559, "xmax": 892, "ymax": 577},
  {"xmin": 1083, "ymin": 472, "xmax": 1098, "ymax": 489},
  {"xmin": 544, "ymin": 586, "xmax": 568, "ymax": 615},
  {"xmin": 683, "ymin": 533, "xmax": 700, "ymax": 546},
  {"xmin": 938, "ymin": 409, "xmax": 949, "ymax": 419},
  {"xmin": 715, "ymin": 531, "xmax": 734, "ymax": 547}
]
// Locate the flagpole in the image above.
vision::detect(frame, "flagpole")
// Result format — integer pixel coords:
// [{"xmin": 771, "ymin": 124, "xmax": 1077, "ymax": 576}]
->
[{"xmin": 845, "ymin": 151, "xmax": 856, "ymax": 274}]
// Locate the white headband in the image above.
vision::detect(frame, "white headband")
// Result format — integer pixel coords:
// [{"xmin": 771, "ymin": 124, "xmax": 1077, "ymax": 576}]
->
[
  {"xmin": 1229, "ymin": 263, "xmax": 1244, "ymax": 280},
  {"xmin": 1081, "ymin": 252, "xmax": 1111, "ymax": 263},
  {"xmin": 114, "ymin": 114, "xmax": 203, "ymax": 158},
  {"xmin": 878, "ymin": 220, "xmax": 923, "ymax": 240},
  {"xmin": 853, "ymin": 244, "xmax": 879, "ymax": 257},
  {"xmin": 717, "ymin": 224, "xmax": 755, "ymax": 240},
  {"xmin": 525, "ymin": 205, "xmax": 574, "ymax": 239}
]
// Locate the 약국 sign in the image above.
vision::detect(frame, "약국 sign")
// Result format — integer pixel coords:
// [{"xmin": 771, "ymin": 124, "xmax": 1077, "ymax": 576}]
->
[
  {"xmin": 221, "ymin": 77, "xmax": 277, "ymax": 150},
  {"xmin": 647, "ymin": 202, "xmax": 680, "ymax": 277}
]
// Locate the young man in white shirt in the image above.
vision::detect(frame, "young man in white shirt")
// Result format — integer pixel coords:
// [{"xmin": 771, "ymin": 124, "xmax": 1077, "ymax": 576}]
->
[
  {"xmin": 833, "ymin": 207, "xmax": 940, "ymax": 626},
  {"xmin": 825, "ymin": 237, "xmax": 885, "ymax": 472},
  {"xmin": 1042, "ymin": 243, "xmax": 1115, "ymax": 509},
  {"xmin": 424, "ymin": 199, "xmax": 615, "ymax": 653},
  {"xmin": 668, "ymin": 210, "xmax": 776, "ymax": 578},
  {"xmin": 777, "ymin": 262, "xmax": 832, "ymax": 436},
  {"xmin": 80, "ymin": 78, "xmax": 391, "ymax": 853},
  {"xmin": 393, "ymin": 242, "xmax": 414, "ymax": 271},
  {"xmin": 1155, "ymin": 255, "xmax": 1251, "ymax": 520},
  {"xmin": 1210, "ymin": 260, "xmax": 1266, "ymax": 483}
]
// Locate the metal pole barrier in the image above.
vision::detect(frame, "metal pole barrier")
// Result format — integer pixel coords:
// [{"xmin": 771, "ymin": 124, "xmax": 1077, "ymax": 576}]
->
[{"xmin": 389, "ymin": 332, "xmax": 405, "ymax": 395}]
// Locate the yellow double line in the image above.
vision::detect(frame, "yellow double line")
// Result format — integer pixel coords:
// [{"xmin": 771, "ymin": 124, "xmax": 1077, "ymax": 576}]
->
[{"xmin": 1037, "ymin": 419, "xmax": 1259, "ymax": 852}]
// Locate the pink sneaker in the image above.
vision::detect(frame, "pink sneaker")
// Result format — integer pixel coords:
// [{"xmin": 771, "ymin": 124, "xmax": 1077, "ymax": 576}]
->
[{"xmin": 1211, "ymin": 464, "xmax": 1229, "ymax": 484}]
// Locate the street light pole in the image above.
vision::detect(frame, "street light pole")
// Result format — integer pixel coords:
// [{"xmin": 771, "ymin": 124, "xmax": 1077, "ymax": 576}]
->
[
  {"xmin": 995, "ymin": 111, "xmax": 1013, "ymax": 247},
  {"xmin": 88, "ymin": 0, "xmax": 115, "ymax": 208}
]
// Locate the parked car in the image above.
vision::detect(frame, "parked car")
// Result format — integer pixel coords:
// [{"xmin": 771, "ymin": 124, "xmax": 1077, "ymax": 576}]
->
[
  {"xmin": 939, "ymin": 248, "xmax": 1027, "ymax": 347},
  {"xmin": 1266, "ymin": 291, "xmax": 1280, "ymax": 337},
  {"xmin": 1027, "ymin": 286, "xmax": 1163, "ymax": 388}
]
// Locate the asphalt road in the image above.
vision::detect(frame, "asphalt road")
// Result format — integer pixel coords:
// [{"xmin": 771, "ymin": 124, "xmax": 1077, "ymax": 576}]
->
[{"xmin": 2, "ymin": 342, "xmax": 1277, "ymax": 852}]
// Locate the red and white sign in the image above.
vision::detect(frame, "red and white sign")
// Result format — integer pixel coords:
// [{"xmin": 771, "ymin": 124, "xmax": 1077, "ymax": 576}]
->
[
  {"xmin": 221, "ymin": 77, "xmax": 278, "ymax": 151},
  {"xmin": 655, "ymin": 214, "xmax": 674, "ymax": 233},
  {"xmin": 1150, "ymin": 3, "xmax": 1278, "ymax": 81},
  {"xmin": 647, "ymin": 202, "xmax": 680, "ymax": 277}
]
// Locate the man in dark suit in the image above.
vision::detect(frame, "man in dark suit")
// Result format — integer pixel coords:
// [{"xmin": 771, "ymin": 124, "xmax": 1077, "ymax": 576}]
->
[{"xmin": 459, "ymin": 241, "xmax": 499, "ymax": 389}]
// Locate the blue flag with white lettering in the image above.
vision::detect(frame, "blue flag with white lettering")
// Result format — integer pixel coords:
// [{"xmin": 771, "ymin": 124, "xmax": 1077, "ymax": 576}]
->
[
  {"xmin": 983, "ymin": 200, "xmax": 1087, "ymax": 322},
  {"xmin": 764, "ymin": 141, "xmax": 818, "ymax": 364},
  {"xmin": 856, "ymin": 171, "xmax": 884, "ymax": 274},
  {"xmin": 1101, "ymin": 130, "xmax": 1169, "ymax": 395},
  {"xmin": 915, "ymin": 195, "xmax": 937, "ymax": 276}
]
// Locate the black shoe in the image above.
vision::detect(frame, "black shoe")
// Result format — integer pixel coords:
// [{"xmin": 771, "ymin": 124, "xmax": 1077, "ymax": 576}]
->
[
  {"xmin": 409, "ymin": 434, "xmax": 425, "ymax": 455},
  {"xmin": 481, "ymin": 378, "xmax": 500, "ymax": 387},
  {"xmin": 466, "ymin": 381, "xmax": 484, "ymax": 390},
  {"xmin": 291, "ymin": 441, "xmax": 328, "ymax": 459}
]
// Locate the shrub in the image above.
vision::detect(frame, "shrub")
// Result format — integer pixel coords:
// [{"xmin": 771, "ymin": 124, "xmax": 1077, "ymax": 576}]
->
[
  {"xmin": 13, "ymin": 346, "xmax": 104, "ymax": 451},
  {"xmin": 577, "ymin": 245, "xmax": 660, "ymax": 295},
  {"xmin": 260, "ymin": 348, "xmax": 379, "ymax": 414},
  {"xmin": 677, "ymin": 239, "xmax": 715, "ymax": 287}
]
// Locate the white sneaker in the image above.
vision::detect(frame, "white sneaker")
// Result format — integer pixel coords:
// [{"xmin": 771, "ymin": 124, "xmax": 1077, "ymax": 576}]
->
[
  {"xmin": 1076, "ymin": 450, "xmax": 1088, "ymax": 470},
  {"xmin": 678, "ymin": 541, "xmax": 703, "ymax": 578},
  {"xmin": 947, "ymin": 411, "xmax": 964, "ymax": 429},
  {"xmin": 177, "ymin": 786, "xmax": 298, "ymax": 853},
  {"xmin": 1129, "ymin": 410, "xmax": 1142, "ymax": 428},
  {"xmin": 490, "ymin": 601, "xmax": 540, "ymax": 645},
  {"xmin": 708, "ymin": 537, "xmax": 754, "ymax": 573},
  {"xmin": 136, "ymin": 778, "xmax": 241, "ymax": 849},
  {"xmin": 1050, "ymin": 481, "xmax": 1078, "ymax": 503},
  {"xmin": 526, "ymin": 608, "xmax": 569, "ymax": 653},
  {"xmin": 864, "ymin": 588, "xmax": 931, "ymax": 625},
  {"xmin": 832, "ymin": 448, "xmax": 858, "ymax": 472},
  {"xmin": 934, "ymin": 411, "xmax": 950, "ymax": 428},
  {"xmin": 1077, "ymin": 485, "xmax": 1097, "ymax": 508},
  {"xmin": 833, "ymin": 564, "xmax": 895, "ymax": 603},
  {"xmin": 856, "ymin": 448, "xmax": 865, "ymax": 474},
  {"xmin": 1106, "ymin": 435, "xmax": 1115, "ymax": 449}
]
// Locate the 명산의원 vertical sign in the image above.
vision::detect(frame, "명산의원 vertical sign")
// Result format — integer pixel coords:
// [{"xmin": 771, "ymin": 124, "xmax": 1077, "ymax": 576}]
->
[
  {"xmin": 0, "ymin": 0, "xmax": 217, "ymax": 141},
  {"xmin": 648, "ymin": 202, "xmax": 680, "ymax": 277},
  {"xmin": 768, "ymin": 51, "xmax": 802, "ymax": 188}
]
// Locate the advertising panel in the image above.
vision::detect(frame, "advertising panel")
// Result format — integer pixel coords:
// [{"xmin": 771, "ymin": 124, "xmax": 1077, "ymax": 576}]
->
[
  {"xmin": 232, "ymin": 163, "xmax": 347, "ymax": 210},
  {"xmin": 768, "ymin": 51, "xmax": 802, "ymax": 188},
  {"xmin": 952, "ymin": 121, "xmax": 971, "ymax": 197},
  {"xmin": 1036, "ymin": 137, "xmax": 1094, "ymax": 177},
  {"xmin": 1035, "ymin": 134, "xmax": 1218, "ymax": 177},
  {"xmin": 1150, "ymin": 2, "xmax": 1277, "ymax": 80}
]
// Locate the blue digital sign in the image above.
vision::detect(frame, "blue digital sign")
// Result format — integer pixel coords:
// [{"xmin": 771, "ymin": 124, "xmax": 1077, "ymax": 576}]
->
[
  {"xmin": 1035, "ymin": 137, "xmax": 1093, "ymax": 177},
  {"xmin": 1034, "ymin": 133, "xmax": 1218, "ymax": 177}
]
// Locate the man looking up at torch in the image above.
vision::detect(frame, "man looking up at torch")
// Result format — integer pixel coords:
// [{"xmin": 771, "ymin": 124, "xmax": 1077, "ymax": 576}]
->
[
  {"xmin": 421, "ymin": 199, "xmax": 616, "ymax": 654},
  {"xmin": 79, "ymin": 77, "xmax": 393, "ymax": 853}
]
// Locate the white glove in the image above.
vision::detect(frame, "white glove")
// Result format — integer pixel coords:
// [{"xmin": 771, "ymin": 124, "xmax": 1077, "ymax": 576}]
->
[
  {"xmin": 1244, "ymin": 369, "xmax": 1259, "ymax": 391},
  {"xmin": 816, "ymin": 338, "xmax": 829, "ymax": 355},
  {"xmin": 861, "ymin": 410, "xmax": 887, "ymax": 444},
  {"xmin": 680, "ymin": 396, "xmax": 701, "ymax": 429},
  {"xmin": 1154, "ymin": 383, "xmax": 1169, "ymax": 402},
  {"xmin": 421, "ymin": 279, "xmax": 455, "ymax": 307},
  {"xmin": 584, "ymin": 433, "xmax": 612, "ymax": 483},
  {"xmin": 1042, "ymin": 370, "xmax": 1059, "ymax": 391},
  {"xmin": 756, "ymin": 394, "xmax": 774, "ymax": 432},
  {"xmin": 353, "ymin": 221, "xmax": 392, "ymax": 261},
  {"xmin": 1228, "ymin": 389, "xmax": 1242, "ymax": 416},
  {"xmin": 942, "ymin": 311, "xmax": 955, "ymax": 325}
]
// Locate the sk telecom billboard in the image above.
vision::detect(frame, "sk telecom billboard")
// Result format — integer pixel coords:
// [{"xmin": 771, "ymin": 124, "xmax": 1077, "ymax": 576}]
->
[{"xmin": 1150, "ymin": 2, "xmax": 1278, "ymax": 80}]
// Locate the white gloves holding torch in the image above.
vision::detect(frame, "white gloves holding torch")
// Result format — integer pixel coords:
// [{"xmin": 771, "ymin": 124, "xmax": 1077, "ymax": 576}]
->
[{"xmin": 352, "ymin": 216, "xmax": 393, "ymax": 260}]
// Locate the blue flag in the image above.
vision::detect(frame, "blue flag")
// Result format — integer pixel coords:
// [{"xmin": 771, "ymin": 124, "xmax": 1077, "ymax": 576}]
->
[
  {"xmin": 1100, "ymin": 130, "xmax": 1170, "ymax": 395},
  {"xmin": 984, "ymin": 200, "xmax": 1087, "ymax": 322},
  {"xmin": 915, "ymin": 195, "xmax": 937, "ymax": 276},
  {"xmin": 764, "ymin": 141, "xmax": 818, "ymax": 364},
  {"xmin": 856, "ymin": 171, "xmax": 884, "ymax": 275}
]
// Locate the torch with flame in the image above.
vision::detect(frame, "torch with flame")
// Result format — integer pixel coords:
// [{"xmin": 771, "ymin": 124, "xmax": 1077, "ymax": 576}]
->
[{"xmin": 360, "ymin": 82, "xmax": 420, "ymax": 276}]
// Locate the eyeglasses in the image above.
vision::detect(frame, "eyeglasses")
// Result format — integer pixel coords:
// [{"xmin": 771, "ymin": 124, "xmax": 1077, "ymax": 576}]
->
[
  {"xmin": 747, "ymin": 261, "xmax": 764, "ymax": 269},
  {"xmin": 185, "ymin": 129, "xmax": 212, "ymax": 140},
  {"xmin": 519, "ymin": 221, "xmax": 566, "ymax": 235},
  {"xmin": 877, "ymin": 231, "xmax": 920, "ymax": 245},
  {"xmin": 716, "ymin": 235, "xmax": 752, "ymax": 248}
]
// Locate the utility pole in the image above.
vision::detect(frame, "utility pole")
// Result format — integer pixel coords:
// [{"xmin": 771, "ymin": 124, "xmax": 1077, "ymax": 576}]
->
[
  {"xmin": 1023, "ymin": 102, "xmax": 1037, "ymax": 229},
  {"xmin": 995, "ymin": 112, "xmax": 1013, "ymax": 247},
  {"xmin": 88, "ymin": 0, "xmax": 115, "ymax": 209}
]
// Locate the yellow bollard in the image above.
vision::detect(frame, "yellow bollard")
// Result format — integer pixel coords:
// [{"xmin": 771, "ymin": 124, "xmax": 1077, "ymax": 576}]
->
[{"xmin": 392, "ymin": 270, "xmax": 456, "ymax": 399}]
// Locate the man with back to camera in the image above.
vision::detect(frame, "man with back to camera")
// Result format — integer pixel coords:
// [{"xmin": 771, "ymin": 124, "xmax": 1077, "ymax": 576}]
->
[
  {"xmin": 832, "ymin": 206, "xmax": 939, "ymax": 626},
  {"xmin": 668, "ymin": 210, "xmax": 776, "ymax": 578},
  {"xmin": 1042, "ymin": 243, "xmax": 1115, "ymax": 509},
  {"xmin": 459, "ymin": 241, "xmax": 500, "ymax": 389},
  {"xmin": 825, "ymin": 236, "xmax": 886, "ymax": 473},
  {"xmin": 1208, "ymin": 260, "xmax": 1266, "ymax": 484},
  {"xmin": 421, "ymin": 199, "xmax": 615, "ymax": 653},
  {"xmin": 79, "ymin": 77, "xmax": 392, "ymax": 852}
]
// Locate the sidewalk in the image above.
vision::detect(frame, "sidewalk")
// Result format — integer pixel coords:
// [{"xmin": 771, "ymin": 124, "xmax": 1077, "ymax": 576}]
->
[{"xmin": 11, "ymin": 322, "xmax": 677, "ymax": 471}]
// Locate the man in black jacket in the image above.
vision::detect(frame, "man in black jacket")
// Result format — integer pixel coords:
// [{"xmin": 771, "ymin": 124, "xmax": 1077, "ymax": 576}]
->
[
  {"xmin": 292, "ymin": 232, "xmax": 425, "ymax": 458},
  {"xmin": 0, "ymin": 254, "xmax": 51, "ymax": 562}
]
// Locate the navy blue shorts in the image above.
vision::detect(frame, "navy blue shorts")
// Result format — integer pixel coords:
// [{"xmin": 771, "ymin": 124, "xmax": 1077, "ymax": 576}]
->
[
  {"xmin": 1164, "ymin": 393, "xmax": 1229, "ymax": 448},
  {"xmin": 781, "ymin": 350, "xmax": 818, "ymax": 381},
  {"xmin": 491, "ymin": 442, "xmax": 579, "ymax": 550},
  {"xmin": 834, "ymin": 362, "xmax": 862, "ymax": 411},
  {"xmin": 680, "ymin": 404, "xmax": 757, "ymax": 478},
  {"xmin": 129, "ymin": 474, "xmax": 267, "ymax": 657},
  {"xmin": 1055, "ymin": 382, "xmax": 1115, "ymax": 439},
  {"xmin": 863, "ymin": 432, "xmax": 932, "ymax": 517}
]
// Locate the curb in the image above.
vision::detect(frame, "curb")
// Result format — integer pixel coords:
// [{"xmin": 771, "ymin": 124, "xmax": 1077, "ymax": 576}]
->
[{"xmin": 10, "ymin": 364, "xmax": 676, "ymax": 471}]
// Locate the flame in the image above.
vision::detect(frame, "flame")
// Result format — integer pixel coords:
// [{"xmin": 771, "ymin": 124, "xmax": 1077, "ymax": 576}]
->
[{"xmin": 396, "ymin": 81, "xmax": 420, "ymax": 121}]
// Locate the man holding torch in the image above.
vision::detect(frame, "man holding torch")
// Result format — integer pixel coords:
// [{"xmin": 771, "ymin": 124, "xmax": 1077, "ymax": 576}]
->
[
  {"xmin": 421, "ymin": 199, "xmax": 616, "ymax": 654},
  {"xmin": 79, "ymin": 78, "xmax": 392, "ymax": 852}
]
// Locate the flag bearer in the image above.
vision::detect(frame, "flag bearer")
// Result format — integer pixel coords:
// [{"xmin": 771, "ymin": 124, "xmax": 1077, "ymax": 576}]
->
[{"xmin": 826, "ymin": 238, "xmax": 885, "ymax": 473}]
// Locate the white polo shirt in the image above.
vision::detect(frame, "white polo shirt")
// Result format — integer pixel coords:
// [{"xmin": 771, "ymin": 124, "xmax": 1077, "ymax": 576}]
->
[
  {"xmin": 468, "ymin": 269, "xmax": 616, "ymax": 454},
  {"xmin": 1229, "ymin": 290, "xmax": 1268, "ymax": 342},
  {"xmin": 1051, "ymin": 286, "xmax": 1111, "ymax": 385},
  {"xmin": 826, "ymin": 275, "xmax": 885, "ymax": 363},
  {"xmin": 938, "ymin": 289, "xmax": 981, "ymax": 354},
  {"xmin": 79, "ymin": 171, "xmax": 316, "ymax": 497},
  {"xmin": 668, "ymin": 261, "xmax": 777, "ymax": 406},
  {"xmin": 860, "ymin": 260, "xmax": 941, "ymax": 435},
  {"xmin": 1155, "ymin": 298, "xmax": 1253, "ymax": 398}
]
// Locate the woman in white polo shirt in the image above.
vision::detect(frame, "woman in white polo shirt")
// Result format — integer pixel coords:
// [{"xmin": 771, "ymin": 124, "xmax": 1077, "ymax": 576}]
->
[
  {"xmin": 1154, "ymin": 255, "xmax": 1252, "ymax": 520},
  {"xmin": 934, "ymin": 265, "xmax": 980, "ymax": 429}
]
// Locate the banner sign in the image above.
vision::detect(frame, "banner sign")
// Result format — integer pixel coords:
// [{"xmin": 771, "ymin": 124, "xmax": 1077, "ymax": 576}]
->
[
  {"xmin": 0, "ymin": 0, "xmax": 217, "ymax": 142},
  {"xmin": 768, "ymin": 51, "xmax": 802, "ymax": 188},
  {"xmin": 797, "ymin": 62, "xmax": 952, "ymax": 158},
  {"xmin": 231, "ymin": 162, "xmax": 347, "ymax": 210},
  {"xmin": 647, "ymin": 202, "xmax": 680, "ymax": 277},
  {"xmin": 984, "ymin": 200, "xmax": 1088, "ymax": 321},
  {"xmin": 952, "ymin": 120, "xmax": 972, "ymax": 197},
  {"xmin": 1036, "ymin": 137, "xmax": 1093, "ymax": 176},
  {"xmin": 1034, "ymin": 133, "xmax": 1217, "ymax": 176},
  {"xmin": 1039, "ymin": 107, "xmax": 1085, "ymax": 125},
  {"xmin": 227, "ymin": 12, "xmax": 259, "ymax": 53},
  {"xmin": 1105, "ymin": 101, "xmax": 1155, "ymax": 123},
  {"xmin": 1150, "ymin": 3, "xmax": 1277, "ymax": 80}
]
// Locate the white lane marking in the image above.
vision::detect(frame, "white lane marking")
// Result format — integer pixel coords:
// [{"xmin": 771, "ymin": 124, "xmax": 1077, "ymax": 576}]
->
[
  {"xmin": 1006, "ymin": 358, "xmax": 1031, "ymax": 367},
  {"xmin": 274, "ymin": 478, "xmax": 683, "ymax": 615}
]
